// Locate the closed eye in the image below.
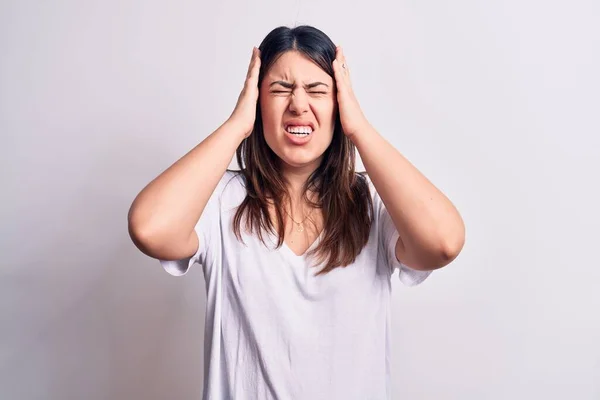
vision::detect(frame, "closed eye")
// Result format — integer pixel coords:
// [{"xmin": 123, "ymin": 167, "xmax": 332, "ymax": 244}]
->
[{"xmin": 271, "ymin": 90, "xmax": 327, "ymax": 95}]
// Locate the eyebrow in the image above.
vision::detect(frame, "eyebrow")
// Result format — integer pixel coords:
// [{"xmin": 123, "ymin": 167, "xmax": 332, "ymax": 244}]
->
[{"xmin": 269, "ymin": 80, "xmax": 329, "ymax": 89}]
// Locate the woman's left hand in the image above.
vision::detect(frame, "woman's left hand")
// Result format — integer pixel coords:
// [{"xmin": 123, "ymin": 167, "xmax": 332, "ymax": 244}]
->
[{"xmin": 333, "ymin": 46, "xmax": 370, "ymax": 139}]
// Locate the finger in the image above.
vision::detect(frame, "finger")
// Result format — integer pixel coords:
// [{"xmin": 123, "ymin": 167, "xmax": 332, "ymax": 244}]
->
[
  {"xmin": 333, "ymin": 59, "xmax": 350, "ymax": 96},
  {"xmin": 335, "ymin": 46, "xmax": 343, "ymax": 67},
  {"xmin": 249, "ymin": 55, "xmax": 261, "ymax": 83},
  {"xmin": 334, "ymin": 47, "xmax": 345, "ymax": 74},
  {"xmin": 246, "ymin": 47, "xmax": 260, "ymax": 79},
  {"xmin": 332, "ymin": 59, "xmax": 346, "ymax": 92},
  {"xmin": 246, "ymin": 48, "xmax": 256, "ymax": 75},
  {"xmin": 336, "ymin": 48, "xmax": 349, "ymax": 83},
  {"xmin": 339, "ymin": 47, "xmax": 349, "ymax": 76}
]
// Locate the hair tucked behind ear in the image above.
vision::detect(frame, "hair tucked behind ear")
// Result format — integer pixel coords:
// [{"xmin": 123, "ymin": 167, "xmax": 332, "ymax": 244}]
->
[{"xmin": 232, "ymin": 25, "xmax": 373, "ymax": 275}]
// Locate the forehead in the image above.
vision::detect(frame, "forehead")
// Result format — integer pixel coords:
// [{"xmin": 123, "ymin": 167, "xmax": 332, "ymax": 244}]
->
[{"xmin": 265, "ymin": 51, "xmax": 332, "ymax": 83}]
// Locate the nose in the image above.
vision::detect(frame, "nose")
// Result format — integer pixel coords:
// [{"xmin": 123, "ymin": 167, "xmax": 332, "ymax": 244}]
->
[{"xmin": 288, "ymin": 88, "xmax": 309, "ymax": 115}]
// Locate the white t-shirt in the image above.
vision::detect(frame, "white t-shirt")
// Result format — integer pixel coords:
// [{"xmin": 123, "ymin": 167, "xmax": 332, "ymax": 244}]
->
[{"xmin": 160, "ymin": 170, "xmax": 432, "ymax": 400}]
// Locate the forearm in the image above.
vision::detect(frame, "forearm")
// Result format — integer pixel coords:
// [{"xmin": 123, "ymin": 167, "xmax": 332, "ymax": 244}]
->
[
  {"xmin": 128, "ymin": 119, "xmax": 245, "ymax": 256},
  {"xmin": 352, "ymin": 124, "xmax": 465, "ymax": 268}
]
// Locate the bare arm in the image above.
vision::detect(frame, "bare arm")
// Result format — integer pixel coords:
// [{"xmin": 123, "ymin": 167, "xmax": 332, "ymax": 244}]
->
[
  {"xmin": 354, "ymin": 124, "xmax": 465, "ymax": 271},
  {"xmin": 332, "ymin": 47, "xmax": 464, "ymax": 272},
  {"xmin": 128, "ymin": 47, "xmax": 261, "ymax": 261},
  {"xmin": 127, "ymin": 121, "xmax": 246, "ymax": 260}
]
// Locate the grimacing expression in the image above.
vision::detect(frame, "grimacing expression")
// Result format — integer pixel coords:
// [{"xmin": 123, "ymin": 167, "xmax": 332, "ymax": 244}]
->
[{"xmin": 259, "ymin": 50, "xmax": 337, "ymax": 170}]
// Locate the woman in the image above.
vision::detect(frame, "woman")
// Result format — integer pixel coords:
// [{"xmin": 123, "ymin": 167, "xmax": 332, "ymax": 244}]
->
[{"xmin": 128, "ymin": 25, "xmax": 465, "ymax": 400}]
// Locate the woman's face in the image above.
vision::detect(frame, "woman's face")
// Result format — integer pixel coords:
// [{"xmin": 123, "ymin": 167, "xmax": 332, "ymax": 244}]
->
[{"xmin": 260, "ymin": 50, "xmax": 337, "ymax": 171}]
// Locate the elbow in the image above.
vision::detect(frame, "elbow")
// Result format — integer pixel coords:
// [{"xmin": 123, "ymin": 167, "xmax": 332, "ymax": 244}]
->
[
  {"xmin": 127, "ymin": 206, "xmax": 197, "ymax": 261},
  {"xmin": 419, "ymin": 211, "xmax": 466, "ymax": 270},
  {"xmin": 128, "ymin": 209, "xmax": 154, "ymax": 255},
  {"xmin": 438, "ymin": 244, "xmax": 462, "ymax": 267},
  {"xmin": 438, "ymin": 223, "xmax": 466, "ymax": 267},
  {"xmin": 410, "ymin": 244, "xmax": 463, "ymax": 272},
  {"xmin": 127, "ymin": 204, "xmax": 164, "ymax": 256},
  {"xmin": 415, "ymin": 226, "xmax": 465, "ymax": 271}
]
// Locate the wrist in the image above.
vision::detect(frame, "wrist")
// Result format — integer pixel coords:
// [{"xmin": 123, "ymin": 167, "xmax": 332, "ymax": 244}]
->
[
  {"xmin": 223, "ymin": 118, "xmax": 250, "ymax": 143},
  {"xmin": 348, "ymin": 122, "xmax": 377, "ymax": 147}
]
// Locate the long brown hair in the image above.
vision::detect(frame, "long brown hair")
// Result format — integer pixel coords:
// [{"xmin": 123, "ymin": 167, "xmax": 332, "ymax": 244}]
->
[{"xmin": 233, "ymin": 25, "xmax": 373, "ymax": 275}]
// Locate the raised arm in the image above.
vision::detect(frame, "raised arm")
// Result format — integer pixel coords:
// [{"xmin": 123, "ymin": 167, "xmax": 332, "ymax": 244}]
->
[
  {"xmin": 332, "ymin": 46, "xmax": 465, "ymax": 271},
  {"xmin": 128, "ymin": 47, "xmax": 261, "ymax": 261}
]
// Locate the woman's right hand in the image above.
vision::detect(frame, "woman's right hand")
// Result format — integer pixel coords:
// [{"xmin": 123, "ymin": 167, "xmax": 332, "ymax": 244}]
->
[{"xmin": 228, "ymin": 47, "xmax": 261, "ymax": 138}]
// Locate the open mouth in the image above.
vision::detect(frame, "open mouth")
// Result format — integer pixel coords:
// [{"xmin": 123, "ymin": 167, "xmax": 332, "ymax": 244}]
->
[
  {"xmin": 285, "ymin": 125, "xmax": 313, "ymax": 137},
  {"xmin": 284, "ymin": 124, "xmax": 314, "ymax": 145}
]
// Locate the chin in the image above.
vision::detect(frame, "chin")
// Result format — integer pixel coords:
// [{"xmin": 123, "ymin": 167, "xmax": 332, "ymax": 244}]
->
[
  {"xmin": 264, "ymin": 131, "xmax": 330, "ymax": 170},
  {"xmin": 279, "ymin": 151, "xmax": 322, "ymax": 169}
]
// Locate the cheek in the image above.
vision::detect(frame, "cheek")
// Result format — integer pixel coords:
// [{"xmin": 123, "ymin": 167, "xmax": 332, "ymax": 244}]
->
[
  {"xmin": 259, "ymin": 99, "xmax": 277, "ymax": 128},
  {"xmin": 260, "ymin": 95, "xmax": 285, "ymax": 117},
  {"xmin": 316, "ymin": 102, "xmax": 337, "ymax": 130},
  {"xmin": 259, "ymin": 99, "xmax": 284, "ymax": 144}
]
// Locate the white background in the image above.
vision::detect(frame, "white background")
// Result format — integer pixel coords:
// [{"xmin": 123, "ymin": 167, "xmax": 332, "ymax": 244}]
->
[{"xmin": 1, "ymin": 0, "xmax": 599, "ymax": 398}]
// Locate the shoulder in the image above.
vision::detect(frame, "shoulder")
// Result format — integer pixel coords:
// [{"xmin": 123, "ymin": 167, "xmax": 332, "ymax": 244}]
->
[
  {"xmin": 357, "ymin": 172, "xmax": 386, "ymax": 217},
  {"xmin": 221, "ymin": 169, "xmax": 244, "ymax": 188},
  {"xmin": 356, "ymin": 171, "xmax": 370, "ymax": 186},
  {"xmin": 217, "ymin": 169, "xmax": 247, "ymax": 211},
  {"xmin": 356, "ymin": 171, "xmax": 377, "ymax": 199}
]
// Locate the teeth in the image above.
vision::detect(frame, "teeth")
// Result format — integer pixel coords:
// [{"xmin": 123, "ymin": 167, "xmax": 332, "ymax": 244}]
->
[{"xmin": 286, "ymin": 125, "xmax": 313, "ymax": 135}]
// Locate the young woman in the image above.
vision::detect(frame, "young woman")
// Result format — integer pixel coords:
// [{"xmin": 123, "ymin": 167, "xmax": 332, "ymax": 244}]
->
[{"xmin": 128, "ymin": 25, "xmax": 465, "ymax": 400}]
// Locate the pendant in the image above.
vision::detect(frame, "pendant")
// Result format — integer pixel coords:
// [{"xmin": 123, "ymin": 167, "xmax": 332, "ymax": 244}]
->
[{"xmin": 297, "ymin": 223, "xmax": 304, "ymax": 232}]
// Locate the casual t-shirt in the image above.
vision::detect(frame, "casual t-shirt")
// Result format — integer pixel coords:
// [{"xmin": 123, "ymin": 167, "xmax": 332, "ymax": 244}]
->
[{"xmin": 160, "ymin": 170, "xmax": 432, "ymax": 400}]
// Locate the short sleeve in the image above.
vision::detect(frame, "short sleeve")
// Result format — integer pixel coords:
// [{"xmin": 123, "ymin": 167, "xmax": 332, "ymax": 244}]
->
[
  {"xmin": 159, "ymin": 170, "xmax": 237, "ymax": 276},
  {"xmin": 368, "ymin": 176, "xmax": 432, "ymax": 286}
]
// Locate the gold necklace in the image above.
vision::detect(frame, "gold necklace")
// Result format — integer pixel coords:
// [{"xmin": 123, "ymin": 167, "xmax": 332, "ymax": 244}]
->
[{"xmin": 283, "ymin": 206, "xmax": 313, "ymax": 233}]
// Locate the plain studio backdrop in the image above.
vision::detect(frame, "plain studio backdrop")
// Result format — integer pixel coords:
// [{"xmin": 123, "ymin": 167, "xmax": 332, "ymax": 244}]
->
[{"xmin": 1, "ymin": 0, "xmax": 599, "ymax": 399}]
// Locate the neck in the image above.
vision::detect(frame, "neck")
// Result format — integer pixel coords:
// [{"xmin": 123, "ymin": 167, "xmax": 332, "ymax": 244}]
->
[{"xmin": 281, "ymin": 160, "xmax": 320, "ymax": 203}]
